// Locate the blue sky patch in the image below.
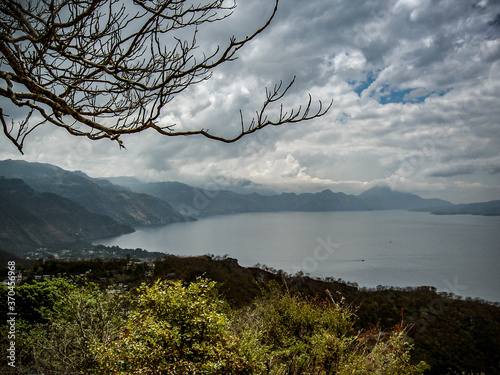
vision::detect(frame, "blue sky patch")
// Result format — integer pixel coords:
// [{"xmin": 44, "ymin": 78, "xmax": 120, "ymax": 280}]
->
[
  {"xmin": 379, "ymin": 87, "xmax": 450, "ymax": 104},
  {"xmin": 348, "ymin": 70, "xmax": 379, "ymax": 96},
  {"xmin": 380, "ymin": 87, "xmax": 418, "ymax": 104},
  {"xmin": 347, "ymin": 70, "xmax": 450, "ymax": 104},
  {"xmin": 335, "ymin": 112, "xmax": 351, "ymax": 125}
]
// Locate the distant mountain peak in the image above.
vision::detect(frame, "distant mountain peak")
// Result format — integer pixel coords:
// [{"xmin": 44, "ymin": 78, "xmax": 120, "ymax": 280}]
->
[
  {"xmin": 319, "ymin": 189, "xmax": 335, "ymax": 195},
  {"xmin": 358, "ymin": 186, "xmax": 453, "ymax": 210},
  {"xmin": 359, "ymin": 186, "xmax": 395, "ymax": 195}
]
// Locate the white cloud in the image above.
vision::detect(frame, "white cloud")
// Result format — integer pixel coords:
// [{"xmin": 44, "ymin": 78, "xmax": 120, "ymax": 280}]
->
[{"xmin": 1, "ymin": 0, "xmax": 500, "ymax": 204}]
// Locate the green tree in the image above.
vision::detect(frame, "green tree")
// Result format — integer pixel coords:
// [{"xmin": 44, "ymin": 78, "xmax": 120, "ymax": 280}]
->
[
  {"xmin": 1, "ymin": 278, "xmax": 126, "ymax": 373},
  {"xmin": 0, "ymin": 280, "xmax": 56, "ymax": 325},
  {"xmin": 92, "ymin": 278, "xmax": 253, "ymax": 374}
]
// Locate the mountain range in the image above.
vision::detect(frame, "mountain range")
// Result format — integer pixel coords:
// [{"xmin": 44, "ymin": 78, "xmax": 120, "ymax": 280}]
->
[
  {"xmin": 2, "ymin": 159, "xmax": 497, "ymax": 255},
  {"xmin": 106, "ymin": 179, "xmax": 370, "ymax": 217},
  {"xmin": 107, "ymin": 178, "xmax": 453, "ymax": 218}
]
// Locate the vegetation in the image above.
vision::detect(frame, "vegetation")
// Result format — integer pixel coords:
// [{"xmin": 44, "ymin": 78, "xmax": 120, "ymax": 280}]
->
[
  {"xmin": 93, "ymin": 279, "xmax": 251, "ymax": 374},
  {"xmin": 234, "ymin": 286, "xmax": 428, "ymax": 374},
  {"xmin": 1, "ymin": 277, "xmax": 428, "ymax": 374},
  {"xmin": 1, "ymin": 255, "xmax": 498, "ymax": 374}
]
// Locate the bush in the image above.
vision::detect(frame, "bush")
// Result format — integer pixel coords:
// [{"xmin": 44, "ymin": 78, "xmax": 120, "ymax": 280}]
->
[
  {"xmin": 233, "ymin": 284, "xmax": 429, "ymax": 374},
  {"xmin": 1, "ymin": 278, "xmax": 126, "ymax": 374},
  {"xmin": 92, "ymin": 278, "xmax": 253, "ymax": 374}
]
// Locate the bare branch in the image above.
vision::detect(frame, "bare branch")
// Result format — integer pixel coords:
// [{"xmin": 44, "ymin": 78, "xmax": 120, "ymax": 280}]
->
[{"xmin": 0, "ymin": 0, "xmax": 332, "ymax": 152}]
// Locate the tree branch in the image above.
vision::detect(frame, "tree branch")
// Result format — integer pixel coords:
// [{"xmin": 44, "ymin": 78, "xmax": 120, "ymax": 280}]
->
[{"xmin": 0, "ymin": 0, "xmax": 332, "ymax": 152}]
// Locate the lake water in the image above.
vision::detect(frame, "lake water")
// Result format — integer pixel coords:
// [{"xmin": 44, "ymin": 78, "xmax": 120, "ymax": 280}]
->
[{"xmin": 95, "ymin": 210, "xmax": 500, "ymax": 302}]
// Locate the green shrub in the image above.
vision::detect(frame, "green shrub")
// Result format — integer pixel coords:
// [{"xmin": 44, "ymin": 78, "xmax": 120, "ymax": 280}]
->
[
  {"xmin": 233, "ymin": 284, "xmax": 429, "ymax": 374},
  {"xmin": 1, "ymin": 278, "xmax": 126, "ymax": 374},
  {"xmin": 92, "ymin": 278, "xmax": 253, "ymax": 374}
]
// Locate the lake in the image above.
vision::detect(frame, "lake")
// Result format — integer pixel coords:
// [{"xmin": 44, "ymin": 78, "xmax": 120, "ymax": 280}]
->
[{"xmin": 95, "ymin": 210, "xmax": 500, "ymax": 302}]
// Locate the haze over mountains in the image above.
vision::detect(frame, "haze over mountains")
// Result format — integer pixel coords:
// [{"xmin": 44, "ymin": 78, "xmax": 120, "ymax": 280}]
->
[
  {"xmin": 107, "ymin": 178, "xmax": 453, "ymax": 218},
  {"xmin": 0, "ymin": 159, "xmax": 498, "ymax": 254}
]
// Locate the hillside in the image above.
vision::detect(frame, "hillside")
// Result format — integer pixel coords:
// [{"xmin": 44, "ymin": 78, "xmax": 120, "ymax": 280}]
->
[
  {"xmin": 4, "ymin": 254, "xmax": 499, "ymax": 375},
  {"xmin": 414, "ymin": 200, "xmax": 500, "ymax": 216},
  {"xmin": 0, "ymin": 247, "xmax": 28, "ymax": 268},
  {"xmin": 0, "ymin": 160, "xmax": 190, "ymax": 226},
  {"xmin": 0, "ymin": 192, "xmax": 74, "ymax": 251},
  {"xmin": 358, "ymin": 186, "xmax": 453, "ymax": 210},
  {"xmin": 0, "ymin": 178, "xmax": 133, "ymax": 253}
]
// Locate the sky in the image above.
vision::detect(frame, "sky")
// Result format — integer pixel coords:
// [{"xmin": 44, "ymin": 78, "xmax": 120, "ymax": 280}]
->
[{"xmin": 1, "ymin": 0, "xmax": 500, "ymax": 204}]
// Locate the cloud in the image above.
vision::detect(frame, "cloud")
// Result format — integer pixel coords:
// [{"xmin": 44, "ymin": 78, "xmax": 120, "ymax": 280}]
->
[
  {"xmin": 1, "ymin": 0, "xmax": 500, "ymax": 204},
  {"xmin": 427, "ymin": 164, "xmax": 477, "ymax": 178}
]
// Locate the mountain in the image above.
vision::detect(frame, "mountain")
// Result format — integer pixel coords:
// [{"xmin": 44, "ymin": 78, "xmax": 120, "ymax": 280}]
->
[
  {"xmin": 268, "ymin": 190, "xmax": 371, "ymax": 212},
  {"xmin": 107, "ymin": 179, "xmax": 371, "ymax": 217},
  {"xmin": 0, "ymin": 178, "xmax": 133, "ymax": 253},
  {"xmin": 109, "ymin": 179, "xmax": 456, "ymax": 217},
  {"xmin": 414, "ymin": 200, "xmax": 500, "ymax": 216},
  {"xmin": 358, "ymin": 186, "xmax": 453, "ymax": 210},
  {"xmin": 0, "ymin": 160, "xmax": 457, "ymax": 224},
  {"xmin": 106, "ymin": 180, "xmax": 274, "ymax": 217},
  {"xmin": 0, "ymin": 160, "xmax": 190, "ymax": 227}
]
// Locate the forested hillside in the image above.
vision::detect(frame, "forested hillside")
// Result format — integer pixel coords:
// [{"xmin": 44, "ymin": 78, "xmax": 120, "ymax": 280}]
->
[
  {"xmin": 0, "ymin": 178, "xmax": 133, "ymax": 252},
  {"xmin": 1, "ymin": 254, "xmax": 498, "ymax": 374},
  {"xmin": 414, "ymin": 200, "xmax": 500, "ymax": 216}
]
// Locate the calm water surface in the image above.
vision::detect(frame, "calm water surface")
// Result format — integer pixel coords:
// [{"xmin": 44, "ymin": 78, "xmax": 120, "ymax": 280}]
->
[{"xmin": 96, "ymin": 210, "xmax": 500, "ymax": 302}]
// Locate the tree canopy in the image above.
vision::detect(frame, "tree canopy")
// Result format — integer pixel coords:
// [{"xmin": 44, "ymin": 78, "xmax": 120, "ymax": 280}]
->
[{"xmin": 0, "ymin": 0, "xmax": 331, "ymax": 153}]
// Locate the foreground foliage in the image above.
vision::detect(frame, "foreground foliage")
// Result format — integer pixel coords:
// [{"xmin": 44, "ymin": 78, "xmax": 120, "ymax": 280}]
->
[
  {"xmin": 93, "ymin": 279, "xmax": 250, "ymax": 374},
  {"xmin": 234, "ymin": 287, "xmax": 428, "ymax": 374},
  {"xmin": 1, "ymin": 278, "xmax": 429, "ymax": 374}
]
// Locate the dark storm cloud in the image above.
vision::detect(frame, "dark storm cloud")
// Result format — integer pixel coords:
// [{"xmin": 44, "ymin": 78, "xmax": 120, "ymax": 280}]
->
[{"xmin": 427, "ymin": 164, "xmax": 477, "ymax": 178}]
